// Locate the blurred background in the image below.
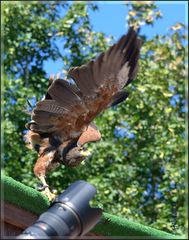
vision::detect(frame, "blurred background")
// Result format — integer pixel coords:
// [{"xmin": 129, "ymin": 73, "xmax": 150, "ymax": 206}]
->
[{"xmin": 2, "ymin": 1, "xmax": 187, "ymax": 236}]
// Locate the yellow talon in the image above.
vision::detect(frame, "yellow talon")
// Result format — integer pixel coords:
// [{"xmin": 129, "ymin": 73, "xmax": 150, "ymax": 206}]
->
[{"xmin": 41, "ymin": 187, "xmax": 56, "ymax": 201}]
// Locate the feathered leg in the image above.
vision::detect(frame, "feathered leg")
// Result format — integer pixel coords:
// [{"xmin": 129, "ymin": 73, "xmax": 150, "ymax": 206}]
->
[{"xmin": 33, "ymin": 152, "xmax": 57, "ymax": 201}]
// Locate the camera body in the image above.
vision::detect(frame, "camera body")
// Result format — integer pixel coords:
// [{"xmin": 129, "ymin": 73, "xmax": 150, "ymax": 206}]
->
[{"xmin": 17, "ymin": 180, "xmax": 102, "ymax": 239}]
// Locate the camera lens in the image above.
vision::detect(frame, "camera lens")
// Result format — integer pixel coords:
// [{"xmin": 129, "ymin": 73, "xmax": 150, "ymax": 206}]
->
[{"xmin": 17, "ymin": 180, "xmax": 102, "ymax": 239}]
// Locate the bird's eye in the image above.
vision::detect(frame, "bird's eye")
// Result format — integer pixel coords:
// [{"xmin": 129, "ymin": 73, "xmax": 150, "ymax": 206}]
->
[{"xmin": 79, "ymin": 147, "xmax": 86, "ymax": 151}]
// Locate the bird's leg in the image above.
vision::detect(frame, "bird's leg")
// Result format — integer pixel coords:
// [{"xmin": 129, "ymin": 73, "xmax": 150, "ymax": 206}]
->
[
  {"xmin": 38, "ymin": 175, "xmax": 56, "ymax": 202},
  {"xmin": 34, "ymin": 154, "xmax": 57, "ymax": 201}
]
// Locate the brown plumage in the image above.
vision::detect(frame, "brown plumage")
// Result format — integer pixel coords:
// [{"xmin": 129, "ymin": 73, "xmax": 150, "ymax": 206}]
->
[{"xmin": 25, "ymin": 28, "xmax": 142, "ymax": 200}]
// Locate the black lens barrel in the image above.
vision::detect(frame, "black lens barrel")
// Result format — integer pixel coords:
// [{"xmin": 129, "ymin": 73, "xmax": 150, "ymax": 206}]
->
[{"xmin": 17, "ymin": 180, "xmax": 102, "ymax": 239}]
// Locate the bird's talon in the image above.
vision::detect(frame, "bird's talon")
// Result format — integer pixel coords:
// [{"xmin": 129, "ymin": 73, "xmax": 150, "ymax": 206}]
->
[
  {"xmin": 51, "ymin": 188, "xmax": 58, "ymax": 194},
  {"xmin": 36, "ymin": 183, "xmax": 49, "ymax": 191},
  {"xmin": 41, "ymin": 187, "xmax": 56, "ymax": 201}
]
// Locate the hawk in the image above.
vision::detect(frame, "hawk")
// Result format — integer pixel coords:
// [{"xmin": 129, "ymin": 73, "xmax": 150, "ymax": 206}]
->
[{"xmin": 25, "ymin": 28, "xmax": 142, "ymax": 200}]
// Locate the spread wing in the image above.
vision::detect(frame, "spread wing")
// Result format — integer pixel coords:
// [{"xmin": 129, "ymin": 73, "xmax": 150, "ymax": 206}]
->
[{"xmin": 28, "ymin": 28, "xmax": 142, "ymax": 141}]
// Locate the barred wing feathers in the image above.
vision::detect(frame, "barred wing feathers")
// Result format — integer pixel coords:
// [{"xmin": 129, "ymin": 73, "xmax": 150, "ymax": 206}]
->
[{"xmin": 29, "ymin": 28, "xmax": 142, "ymax": 141}]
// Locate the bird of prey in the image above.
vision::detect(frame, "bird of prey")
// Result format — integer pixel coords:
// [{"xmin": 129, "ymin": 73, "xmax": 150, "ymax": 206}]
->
[{"xmin": 25, "ymin": 28, "xmax": 142, "ymax": 200}]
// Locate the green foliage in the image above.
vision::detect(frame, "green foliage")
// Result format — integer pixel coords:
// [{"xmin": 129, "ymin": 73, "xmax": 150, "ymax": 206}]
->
[
  {"xmin": 126, "ymin": 1, "xmax": 162, "ymax": 30},
  {"xmin": 3, "ymin": 2, "xmax": 186, "ymax": 236},
  {"xmin": 4, "ymin": 2, "xmax": 64, "ymax": 84}
]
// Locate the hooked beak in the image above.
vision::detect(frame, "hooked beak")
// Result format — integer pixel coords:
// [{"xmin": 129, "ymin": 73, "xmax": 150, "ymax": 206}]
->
[{"xmin": 80, "ymin": 149, "xmax": 91, "ymax": 157}]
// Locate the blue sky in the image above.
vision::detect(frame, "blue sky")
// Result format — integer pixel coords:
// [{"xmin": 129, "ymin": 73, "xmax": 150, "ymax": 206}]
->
[{"xmin": 43, "ymin": 1, "xmax": 188, "ymax": 76}]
